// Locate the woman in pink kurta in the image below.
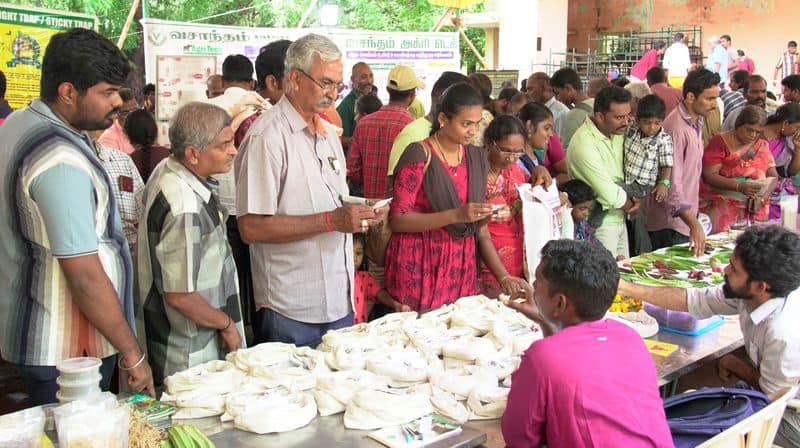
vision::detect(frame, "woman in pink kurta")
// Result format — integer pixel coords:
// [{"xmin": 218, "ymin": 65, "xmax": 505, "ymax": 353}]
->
[
  {"xmin": 480, "ymin": 116, "xmax": 528, "ymax": 297},
  {"xmin": 385, "ymin": 83, "xmax": 530, "ymax": 312}
]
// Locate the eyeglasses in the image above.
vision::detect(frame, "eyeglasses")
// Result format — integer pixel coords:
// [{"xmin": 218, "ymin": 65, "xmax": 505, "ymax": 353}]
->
[
  {"xmin": 117, "ymin": 106, "xmax": 141, "ymax": 121},
  {"xmin": 296, "ymin": 69, "xmax": 344, "ymax": 93},
  {"xmin": 492, "ymin": 143, "xmax": 524, "ymax": 158}
]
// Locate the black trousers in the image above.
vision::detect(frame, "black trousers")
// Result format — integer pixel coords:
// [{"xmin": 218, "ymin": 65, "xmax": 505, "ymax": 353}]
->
[{"xmin": 226, "ymin": 216, "xmax": 254, "ymax": 330}]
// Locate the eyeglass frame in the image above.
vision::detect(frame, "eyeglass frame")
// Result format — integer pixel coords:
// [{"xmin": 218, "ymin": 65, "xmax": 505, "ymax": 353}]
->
[
  {"xmin": 491, "ymin": 142, "xmax": 525, "ymax": 158},
  {"xmin": 117, "ymin": 105, "xmax": 142, "ymax": 122},
  {"xmin": 295, "ymin": 68, "xmax": 345, "ymax": 93}
]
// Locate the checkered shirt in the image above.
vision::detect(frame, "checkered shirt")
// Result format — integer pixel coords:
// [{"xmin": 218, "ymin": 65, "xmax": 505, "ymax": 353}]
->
[
  {"xmin": 137, "ymin": 157, "xmax": 243, "ymax": 384},
  {"xmin": 347, "ymin": 104, "xmax": 413, "ymax": 199},
  {"xmin": 623, "ymin": 124, "xmax": 674, "ymax": 188},
  {"xmin": 96, "ymin": 142, "xmax": 144, "ymax": 248}
]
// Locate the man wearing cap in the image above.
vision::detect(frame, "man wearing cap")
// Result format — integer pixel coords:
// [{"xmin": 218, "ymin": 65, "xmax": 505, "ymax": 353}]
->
[
  {"xmin": 346, "ymin": 65, "xmax": 418, "ymax": 288},
  {"xmin": 347, "ymin": 64, "xmax": 418, "ymax": 201}
]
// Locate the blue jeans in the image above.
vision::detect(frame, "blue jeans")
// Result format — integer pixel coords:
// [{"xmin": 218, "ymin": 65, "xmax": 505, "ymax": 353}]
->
[
  {"xmin": 255, "ymin": 308, "xmax": 353, "ymax": 348},
  {"xmin": 13, "ymin": 355, "xmax": 116, "ymax": 406}
]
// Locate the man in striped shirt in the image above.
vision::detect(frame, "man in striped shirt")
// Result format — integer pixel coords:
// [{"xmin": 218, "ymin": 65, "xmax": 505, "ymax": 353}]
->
[
  {"xmin": 774, "ymin": 41, "xmax": 799, "ymax": 88},
  {"xmin": 0, "ymin": 28, "xmax": 154, "ymax": 405}
]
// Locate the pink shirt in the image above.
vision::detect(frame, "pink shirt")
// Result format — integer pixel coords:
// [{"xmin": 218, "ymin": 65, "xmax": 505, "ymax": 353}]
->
[
  {"xmin": 631, "ymin": 49, "xmax": 660, "ymax": 80},
  {"xmin": 646, "ymin": 102, "xmax": 704, "ymax": 236},
  {"xmin": 650, "ymin": 83, "xmax": 684, "ymax": 115},
  {"xmin": 502, "ymin": 320, "xmax": 672, "ymax": 448},
  {"xmin": 98, "ymin": 120, "xmax": 135, "ymax": 155},
  {"xmin": 740, "ymin": 57, "xmax": 755, "ymax": 74}
]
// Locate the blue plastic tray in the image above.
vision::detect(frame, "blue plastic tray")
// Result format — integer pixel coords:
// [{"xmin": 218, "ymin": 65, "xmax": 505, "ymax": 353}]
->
[{"xmin": 657, "ymin": 315, "xmax": 725, "ymax": 336}]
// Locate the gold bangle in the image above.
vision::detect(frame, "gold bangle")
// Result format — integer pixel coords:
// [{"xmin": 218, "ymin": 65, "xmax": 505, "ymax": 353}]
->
[{"xmin": 499, "ymin": 275, "xmax": 511, "ymax": 283}]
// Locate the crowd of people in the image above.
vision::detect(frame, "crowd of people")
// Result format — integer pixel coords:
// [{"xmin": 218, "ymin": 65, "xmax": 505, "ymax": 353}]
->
[{"xmin": 0, "ymin": 26, "xmax": 799, "ymax": 448}]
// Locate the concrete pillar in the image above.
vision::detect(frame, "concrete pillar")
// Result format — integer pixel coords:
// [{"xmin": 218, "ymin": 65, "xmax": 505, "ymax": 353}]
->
[
  {"xmin": 494, "ymin": 0, "xmax": 539, "ymax": 77},
  {"xmin": 535, "ymin": 0, "xmax": 569, "ymax": 74}
]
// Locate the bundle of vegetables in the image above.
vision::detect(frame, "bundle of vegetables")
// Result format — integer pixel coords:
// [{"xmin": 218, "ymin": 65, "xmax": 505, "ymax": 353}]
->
[
  {"xmin": 619, "ymin": 272, "xmax": 710, "ymax": 289},
  {"xmin": 620, "ymin": 243, "xmax": 733, "ymax": 289},
  {"xmin": 162, "ymin": 425, "xmax": 214, "ymax": 448}
]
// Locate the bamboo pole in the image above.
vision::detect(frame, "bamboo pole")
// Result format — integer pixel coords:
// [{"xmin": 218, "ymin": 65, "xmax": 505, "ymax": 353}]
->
[
  {"xmin": 458, "ymin": 26, "xmax": 487, "ymax": 68},
  {"xmin": 297, "ymin": 0, "xmax": 319, "ymax": 28},
  {"xmin": 430, "ymin": 7, "xmax": 454, "ymax": 32},
  {"xmin": 116, "ymin": 0, "xmax": 141, "ymax": 49},
  {"xmin": 451, "ymin": 15, "xmax": 487, "ymax": 69}
]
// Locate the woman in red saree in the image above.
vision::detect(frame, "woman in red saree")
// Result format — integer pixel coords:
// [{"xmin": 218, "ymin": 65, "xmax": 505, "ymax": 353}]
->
[
  {"xmin": 700, "ymin": 106, "xmax": 779, "ymax": 232},
  {"xmin": 480, "ymin": 115, "xmax": 529, "ymax": 297},
  {"xmin": 385, "ymin": 83, "xmax": 531, "ymax": 312}
]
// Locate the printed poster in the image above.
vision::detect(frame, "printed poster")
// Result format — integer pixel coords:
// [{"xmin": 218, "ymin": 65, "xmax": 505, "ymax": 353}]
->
[
  {"xmin": 141, "ymin": 18, "xmax": 460, "ymax": 117},
  {"xmin": 156, "ymin": 55, "xmax": 216, "ymax": 121},
  {"xmin": 0, "ymin": 3, "xmax": 95, "ymax": 109}
]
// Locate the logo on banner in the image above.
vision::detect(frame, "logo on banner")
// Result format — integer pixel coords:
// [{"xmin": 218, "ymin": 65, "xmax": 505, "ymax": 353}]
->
[
  {"xmin": 149, "ymin": 32, "xmax": 166, "ymax": 46},
  {"xmin": 6, "ymin": 32, "xmax": 41, "ymax": 69}
]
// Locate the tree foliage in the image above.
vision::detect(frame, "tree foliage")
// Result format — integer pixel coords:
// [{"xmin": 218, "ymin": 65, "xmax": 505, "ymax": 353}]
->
[{"xmin": 6, "ymin": 0, "xmax": 485, "ymax": 69}]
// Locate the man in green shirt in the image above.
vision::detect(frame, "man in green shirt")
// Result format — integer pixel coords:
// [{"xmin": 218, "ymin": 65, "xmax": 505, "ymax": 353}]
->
[
  {"xmin": 567, "ymin": 86, "xmax": 641, "ymax": 258},
  {"xmin": 337, "ymin": 62, "xmax": 374, "ymax": 147}
]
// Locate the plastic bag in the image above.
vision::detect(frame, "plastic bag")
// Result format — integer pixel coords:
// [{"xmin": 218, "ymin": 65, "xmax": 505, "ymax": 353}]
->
[
  {"xmin": 0, "ymin": 406, "xmax": 45, "ymax": 448},
  {"xmin": 224, "ymin": 388, "xmax": 317, "ymax": 434},
  {"xmin": 53, "ymin": 393, "xmax": 129, "ymax": 448}
]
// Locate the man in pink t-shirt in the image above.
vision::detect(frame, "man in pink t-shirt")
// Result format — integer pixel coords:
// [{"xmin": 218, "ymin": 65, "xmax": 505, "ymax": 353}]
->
[
  {"xmin": 502, "ymin": 240, "xmax": 672, "ymax": 448},
  {"xmin": 630, "ymin": 41, "xmax": 667, "ymax": 81}
]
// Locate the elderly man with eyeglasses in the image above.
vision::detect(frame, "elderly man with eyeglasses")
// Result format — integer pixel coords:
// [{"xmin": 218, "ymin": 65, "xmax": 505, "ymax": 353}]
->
[{"xmin": 235, "ymin": 34, "xmax": 388, "ymax": 347}]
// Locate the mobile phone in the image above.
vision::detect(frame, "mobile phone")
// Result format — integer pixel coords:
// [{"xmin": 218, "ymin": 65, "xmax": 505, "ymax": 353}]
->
[{"xmin": 372, "ymin": 198, "xmax": 392, "ymax": 209}]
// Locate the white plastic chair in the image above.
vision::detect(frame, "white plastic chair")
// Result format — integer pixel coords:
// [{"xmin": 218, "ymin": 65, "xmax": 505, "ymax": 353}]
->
[{"xmin": 696, "ymin": 385, "xmax": 799, "ymax": 448}]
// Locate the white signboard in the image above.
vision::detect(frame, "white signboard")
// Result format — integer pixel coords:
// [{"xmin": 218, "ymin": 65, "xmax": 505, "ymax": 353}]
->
[{"xmin": 142, "ymin": 18, "xmax": 460, "ymax": 118}]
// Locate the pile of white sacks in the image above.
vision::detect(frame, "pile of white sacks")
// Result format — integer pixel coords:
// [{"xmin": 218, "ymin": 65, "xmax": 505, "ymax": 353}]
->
[{"xmin": 160, "ymin": 295, "xmax": 543, "ymax": 434}]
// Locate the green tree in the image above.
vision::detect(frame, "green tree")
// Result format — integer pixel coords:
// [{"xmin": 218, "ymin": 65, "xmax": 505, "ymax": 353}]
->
[{"xmin": 7, "ymin": 0, "xmax": 485, "ymax": 68}]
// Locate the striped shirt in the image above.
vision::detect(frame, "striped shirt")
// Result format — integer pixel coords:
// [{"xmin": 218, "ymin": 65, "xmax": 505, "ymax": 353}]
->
[
  {"xmin": 137, "ymin": 156, "xmax": 243, "ymax": 384},
  {"xmin": 719, "ymin": 89, "xmax": 747, "ymax": 121},
  {"xmin": 776, "ymin": 51, "xmax": 799, "ymax": 80},
  {"xmin": 0, "ymin": 99, "xmax": 134, "ymax": 366}
]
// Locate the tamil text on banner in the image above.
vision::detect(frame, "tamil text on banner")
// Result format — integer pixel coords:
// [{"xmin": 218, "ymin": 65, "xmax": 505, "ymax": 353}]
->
[
  {"xmin": 0, "ymin": 3, "xmax": 95, "ymax": 109},
  {"xmin": 140, "ymin": 18, "xmax": 460, "ymax": 139}
]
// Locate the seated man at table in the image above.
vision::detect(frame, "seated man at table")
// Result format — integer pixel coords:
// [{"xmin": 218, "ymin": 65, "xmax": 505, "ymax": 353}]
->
[
  {"xmin": 502, "ymin": 239, "xmax": 673, "ymax": 448},
  {"xmin": 618, "ymin": 225, "xmax": 800, "ymax": 448}
]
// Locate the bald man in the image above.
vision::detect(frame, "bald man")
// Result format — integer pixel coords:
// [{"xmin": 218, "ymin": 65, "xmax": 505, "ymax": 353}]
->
[
  {"xmin": 337, "ymin": 62, "xmax": 374, "ymax": 143},
  {"xmin": 206, "ymin": 74, "xmax": 224, "ymax": 99},
  {"xmin": 526, "ymin": 72, "xmax": 569, "ymax": 134}
]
